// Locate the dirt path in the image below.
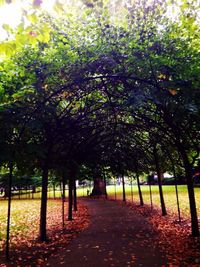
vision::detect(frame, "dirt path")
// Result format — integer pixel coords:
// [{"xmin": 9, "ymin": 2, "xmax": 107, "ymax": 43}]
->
[{"xmin": 45, "ymin": 198, "xmax": 167, "ymax": 267}]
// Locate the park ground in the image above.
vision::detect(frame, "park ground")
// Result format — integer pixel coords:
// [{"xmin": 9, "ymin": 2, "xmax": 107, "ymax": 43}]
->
[{"xmin": 1, "ymin": 185, "xmax": 200, "ymax": 266}]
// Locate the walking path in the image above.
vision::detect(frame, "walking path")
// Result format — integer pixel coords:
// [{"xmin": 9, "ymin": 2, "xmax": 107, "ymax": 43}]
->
[{"xmin": 46, "ymin": 198, "xmax": 167, "ymax": 267}]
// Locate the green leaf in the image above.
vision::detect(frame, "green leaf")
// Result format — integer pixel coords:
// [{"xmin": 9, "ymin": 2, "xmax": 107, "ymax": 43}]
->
[
  {"xmin": 2, "ymin": 24, "xmax": 13, "ymax": 33},
  {"xmin": 0, "ymin": 0, "xmax": 5, "ymax": 6},
  {"xmin": 27, "ymin": 13, "xmax": 38, "ymax": 24},
  {"xmin": 53, "ymin": 1, "xmax": 64, "ymax": 14}
]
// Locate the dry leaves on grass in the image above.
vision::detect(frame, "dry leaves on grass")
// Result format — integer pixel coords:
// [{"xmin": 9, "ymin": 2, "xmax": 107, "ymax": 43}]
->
[
  {"xmin": 0, "ymin": 202, "xmax": 90, "ymax": 266},
  {"xmin": 120, "ymin": 200, "xmax": 200, "ymax": 266}
]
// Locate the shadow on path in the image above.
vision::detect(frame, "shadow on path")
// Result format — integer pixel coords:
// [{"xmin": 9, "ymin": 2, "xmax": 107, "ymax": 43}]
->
[{"xmin": 45, "ymin": 198, "xmax": 167, "ymax": 267}]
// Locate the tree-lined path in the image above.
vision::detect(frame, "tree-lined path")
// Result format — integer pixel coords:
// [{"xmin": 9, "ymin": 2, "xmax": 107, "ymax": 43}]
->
[{"xmin": 46, "ymin": 198, "xmax": 167, "ymax": 267}]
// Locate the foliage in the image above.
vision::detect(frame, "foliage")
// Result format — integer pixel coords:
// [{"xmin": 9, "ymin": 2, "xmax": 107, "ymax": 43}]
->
[{"xmin": 0, "ymin": 0, "xmax": 200, "ymax": 237}]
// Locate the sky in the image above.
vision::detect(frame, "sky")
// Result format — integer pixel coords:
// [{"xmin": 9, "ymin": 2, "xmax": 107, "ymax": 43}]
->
[
  {"xmin": 0, "ymin": 0, "xmax": 56, "ymax": 41},
  {"xmin": 0, "ymin": 0, "xmax": 198, "ymax": 42}
]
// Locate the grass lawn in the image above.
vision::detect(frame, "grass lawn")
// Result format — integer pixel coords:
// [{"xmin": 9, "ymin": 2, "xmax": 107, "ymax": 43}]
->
[
  {"xmin": 0, "ymin": 199, "xmax": 68, "ymax": 250},
  {"xmin": 11, "ymin": 186, "xmax": 91, "ymax": 199},
  {"xmin": 0, "ymin": 184, "xmax": 199, "ymax": 251},
  {"xmin": 0, "ymin": 186, "xmax": 90, "ymax": 248},
  {"xmin": 106, "ymin": 184, "xmax": 200, "ymax": 219},
  {"xmin": 0, "ymin": 198, "xmax": 89, "ymax": 265}
]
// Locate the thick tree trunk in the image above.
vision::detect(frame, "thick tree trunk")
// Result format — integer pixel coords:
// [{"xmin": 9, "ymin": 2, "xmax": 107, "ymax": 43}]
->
[
  {"xmin": 179, "ymin": 148, "xmax": 199, "ymax": 236},
  {"xmin": 91, "ymin": 167, "xmax": 106, "ymax": 196},
  {"xmin": 39, "ymin": 164, "xmax": 49, "ymax": 242},
  {"xmin": 135, "ymin": 164, "xmax": 144, "ymax": 206},
  {"xmin": 154, "ymin": 148, "xmax": 167, "ymax": 216}
]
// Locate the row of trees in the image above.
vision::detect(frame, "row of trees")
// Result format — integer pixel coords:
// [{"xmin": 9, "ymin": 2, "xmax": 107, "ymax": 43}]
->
[{"xmin": 0, "ymin": 0, "xmax": 200, "ymax": 256}]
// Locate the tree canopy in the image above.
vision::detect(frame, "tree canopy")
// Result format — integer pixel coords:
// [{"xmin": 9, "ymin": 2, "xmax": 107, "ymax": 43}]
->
[{"xmin": 0, "ymin": 0, "xmax": 200, "ymax": 237}]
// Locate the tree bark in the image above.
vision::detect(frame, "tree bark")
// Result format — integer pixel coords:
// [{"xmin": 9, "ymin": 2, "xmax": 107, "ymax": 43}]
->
[
  {"xmin": 73, "ymin": 178, "xmax": 78, "ymax": 211},
  {"xmin": 122, "ymin": 174, "xmax": 126, "ymax": 202},
  {"xmin": 153, "ymin": 147, "xmax": 167, "ymax": 216},
  {"xmin": 68, "ymin": 177, "xmax": 73, "ymax": 221},
  {"xmin": 39, "ymin": 163, "xmax": 49, "ymax": 241},
  {"xmin": 53, "ymin": 183, "xmax": 56, "ymax": 199},
  {"xmin": 91, "ymin": 167, "xmax": 106, "ymax": 196},
  {"xmin": 103, "ymin": 171, "xmax": 108, "ymax": 199},
  {"xmin": 62, "ymin": 175, "xmax": 66, "ymax": 228},
  {"xmin": 171, "ymin": 161, "xmax": 181, "ymax": 222},
  {"xmin": 6, "ymin": 161, "xmax": 13, "ymax": 260},
  {"xmin": 130, "ymin": 176, "xmax": 133, "ymax": 203},
  {"xmin": 179, "ymin": 147, "xmax": 199, "ymax": 236},
  {"xmin": 135, "ymin": 164, "xmax": 144, "ymax": 206}
]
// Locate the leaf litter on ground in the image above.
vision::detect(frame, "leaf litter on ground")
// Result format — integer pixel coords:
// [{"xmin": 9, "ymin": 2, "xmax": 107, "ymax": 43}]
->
[
  {"xmin": 0, "ymin": 200, "xmax": 90, "ymax": 266},
  {"xmin": 111, "ymin": 198, "xmax": 200, "ymax": 267}
]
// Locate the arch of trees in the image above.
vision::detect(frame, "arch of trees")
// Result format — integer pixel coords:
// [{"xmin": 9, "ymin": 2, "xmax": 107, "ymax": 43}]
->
[{"xmin": 0, "ymin": 0, "xmax": 200, "ymax": 259}]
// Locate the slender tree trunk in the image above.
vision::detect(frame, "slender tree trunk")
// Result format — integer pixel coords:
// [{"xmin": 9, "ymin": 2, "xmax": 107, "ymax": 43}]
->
[
  {"xmin": 179, "ymin": 148, "xmax": 199, "ymax": 236},
  {"xmin": 149, "ymin": 182, "xmax": 153, "ymax": 209},
  {"xmin": 114, "ymin": 177, "xmax": 117, "ymax": 200},
  {"xmin": 32, "ymin": 187, "xmax": 34, "ymax": 199},
  {"xmin": 73, "ymin": 179, "xmax": 78, "ymax": 211},
  {"xmin": 103, "ymin": 171, "xmax": 108, "ymax": 199},
  {"xmin": 154, "ymin": 148, "xmax": 167, "ymax": 216},
  {"xmin": 164, "ymin": 146, "xmax": 181, "ymax": 222},
  {"xmin": 18, "ymin": 187, "xmax": 21, "ymax": 199},
  {"xmin": 171, "ymin": 164, "xmax": 181, "ymax": 222},
  {"xmin": 68, "ymin": 176, "xmax": 73, "ymax": 221},
  {"xmin": 122, "ymin": 175, "xmax": 126, "ymax": 202},
  {"xmin": 60, "ymin": 182, "xmax": 62, "ymax": 198},
  {"xmin": 39, "ymin": 164, "xmax": 49, "ymax": 241},
  {"xmin": 62, "ymin": 175, "xmax": 66, "ymax": 228},
  {"xmin": 82, "ymin": 184, "xmax": 85, "ymax": 197},
  {"xmin": 135, "ymin": 164, "xmax": 144, "ymax": 206},
  {"xmin": 130, "ymin": 176, "xmax": 133, "ymax": 203},
  {"xmin": 53, "ymin": 183, "xmax": 56, "ymax": 199},
  {"xmin": 6, "ymin": 161, "xmax": 13, "ymax": 260}
]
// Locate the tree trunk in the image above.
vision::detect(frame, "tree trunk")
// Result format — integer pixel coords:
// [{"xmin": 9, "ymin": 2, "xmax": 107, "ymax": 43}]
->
[
  {"xmin": 39, "ymin": 164, "xmax": 49, "ymax": 241},
  {"xmin": 73, "ymin": 179, "xmax": 78, "ymax": 211},
  {"xmin": 130, "ymin": 176, "xmax": 133, "ymax": 203},
  {"xmin": 103, "ymin": 171, "xmax": 108, "ymax": 199},
  {"xmin": 53, "ymin": 183, "xmax": 56, "ymax": 199},
  {"xmin": 91, "ymin": 167, "xmax": 106, "ymax": 196},
  {"xmin": 149, "ymin": 182, "xmax": 153, "ymax": 209},
  {"xmin": 122, "ymin": 175, "xmax": 126, "ymax": 202},
  {"xmin": 164, "ymin": 146, "xmax": 181, "ymax": 222},
  {"xmin": 154, "ymin": 148, "xmax": 167, "ymax": 216},
  {"xmin": 62, "ymin": 175, "xmax": 66, "ymax": 228},
  {"xmin": 179, "ymin": 148, "xmax": 199, "ymax": 236},
  {"xmin": 171, "ymin": 162, "xmax": 181, "ymax": 222},
  {"xmin": 6, "ymin": 161, "xmax": 13, "ymax": 260},
  {"xmin": 114, "ymin": 176, "xmax": 117, "ymax": 200},
  {"xmin": 135, "ymin": 164, "xmax": 144, "ymax": 206},
  {"xmin": 68, "ymin": 169, "xmax": 74, "ymax": 220}
]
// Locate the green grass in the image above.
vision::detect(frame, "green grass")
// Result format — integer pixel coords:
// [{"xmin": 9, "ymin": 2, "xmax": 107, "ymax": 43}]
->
[
  {"xmin": 11, "ymin": 186, "xmax": 91, "ymax": 199},
  {"xmin": 9, "ymin": 185, "xmax": 200, "ymax": 219},
  {"xmin": 106, "ymin": 184, "xmax": 200, "ymax": 219},
  {"xmin": 0, "ymin": 198, "xmax": 68, "ymax": 247},
  {"xmin": 1, "ymin": 184, "xmax": 199, "ymax": 245}
]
